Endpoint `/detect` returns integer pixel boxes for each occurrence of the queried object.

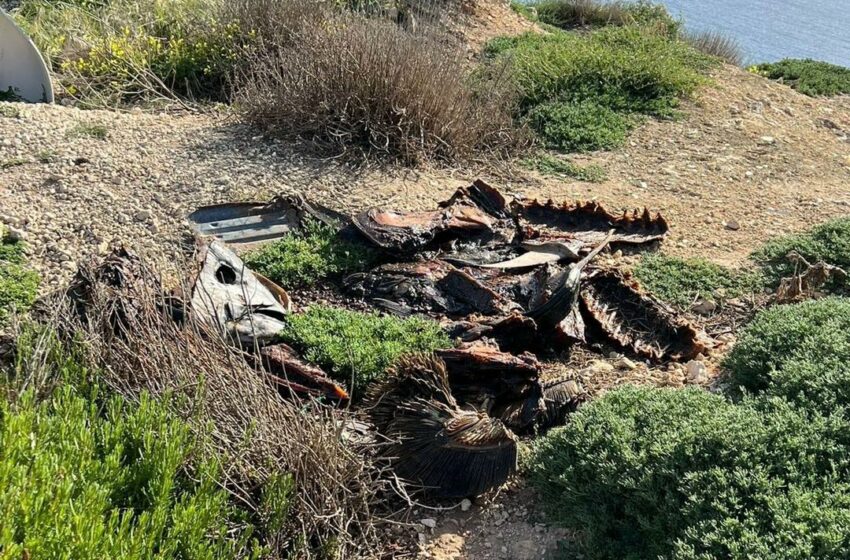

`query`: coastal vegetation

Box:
[634,253,764,308]
[482,24,714,152]
[752,216,850,290]
[8,0,732,163]
[752,58,850,96]
[5,1,850,558]
[0,227,39,326]
[279,305,451,394]
[243,220,376,289]
[529,383,850,560]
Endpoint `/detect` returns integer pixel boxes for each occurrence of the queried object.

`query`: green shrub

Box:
[0,230,39,326]
[0,265,39,325]
[529,385,850,560]
[527,100,631,151]
[484,25,712,153]
[0,229,26,265]
[634,253,765,307]
[751,58,850,97]
[510,0,539,21]
[243,221,376,289]
[534,0,680,37]
[14,0,245,105]
[752,217,850,290]
[521,153,607,182]
[0,387,261,559]
[279,305,451,394]
[725,298,850,402]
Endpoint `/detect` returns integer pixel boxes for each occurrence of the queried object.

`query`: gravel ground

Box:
[0,104,428,290]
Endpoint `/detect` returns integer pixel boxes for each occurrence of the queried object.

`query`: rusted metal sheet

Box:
[187,194,347,250]
[258,343,349,402]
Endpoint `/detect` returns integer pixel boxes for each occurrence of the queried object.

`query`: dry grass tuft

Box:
[234,6,525,164]
[683,30,743,66]
[30,251,392,559]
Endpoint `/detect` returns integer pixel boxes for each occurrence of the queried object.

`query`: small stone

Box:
[460,499,472,512]
[686,360,707,383]
[691,299,718,315]
[758,136,775,146]
[590,360,615,373]
[5,225,26,242]
[420,518,437,529]
[618,357,638,370]
[134,210,152,222]
[724,220,740,231]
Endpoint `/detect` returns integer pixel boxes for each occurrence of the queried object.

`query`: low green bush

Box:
[242,221,376,289]
[534,0,680,37]
[483,25,712,152]
[634,253,765,307]
[0,228,26,265]
[529,384,850,560]
[0,265,39,325]
[724,298,850,403]
[510,0,539,21]
[751,58,850,97]
[0,230,39,326]
[279,305,451,394]
[0,386,261,559]
[752,217,850,290]
[521,153,607,182]
[527,100,631,152]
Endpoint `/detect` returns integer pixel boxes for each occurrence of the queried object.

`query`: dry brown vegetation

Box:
[683,30,743,66]
[233,2,525,164]
[17,256,393,559]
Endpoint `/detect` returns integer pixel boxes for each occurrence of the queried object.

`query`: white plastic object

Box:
[0,8,54,103]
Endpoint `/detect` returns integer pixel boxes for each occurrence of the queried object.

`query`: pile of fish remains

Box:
[74,180,706,499]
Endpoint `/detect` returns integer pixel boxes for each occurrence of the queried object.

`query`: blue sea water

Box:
[659,0,850,66]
